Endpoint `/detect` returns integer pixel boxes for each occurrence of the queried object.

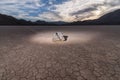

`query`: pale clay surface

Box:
[0,26,120,80]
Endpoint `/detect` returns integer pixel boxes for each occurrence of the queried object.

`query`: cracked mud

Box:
[0,26,120,80]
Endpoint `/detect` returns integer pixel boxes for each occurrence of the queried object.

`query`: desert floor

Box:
[0,26,120,80]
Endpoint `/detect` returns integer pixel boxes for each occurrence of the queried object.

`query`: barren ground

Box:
[0,26,120,80]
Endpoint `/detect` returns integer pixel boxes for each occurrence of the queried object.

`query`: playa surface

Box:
[0,26,120,80]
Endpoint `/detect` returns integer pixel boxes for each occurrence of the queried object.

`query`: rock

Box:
[52,32,65,42]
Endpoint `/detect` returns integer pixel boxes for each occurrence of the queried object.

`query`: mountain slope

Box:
[95,9,120,24]
[0,14,48,25]
[70,9,120,25]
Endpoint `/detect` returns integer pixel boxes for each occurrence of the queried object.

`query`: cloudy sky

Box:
[0,0,120,22]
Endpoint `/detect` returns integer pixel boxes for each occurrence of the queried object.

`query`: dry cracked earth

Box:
[0,26,120,80]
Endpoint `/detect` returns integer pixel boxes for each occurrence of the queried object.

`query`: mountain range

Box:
[0,9,120,25]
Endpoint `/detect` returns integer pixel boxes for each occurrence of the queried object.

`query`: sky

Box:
[0,0,120,22]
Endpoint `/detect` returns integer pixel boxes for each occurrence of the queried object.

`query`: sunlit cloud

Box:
[38,12,62,22]
[52,0,120,22]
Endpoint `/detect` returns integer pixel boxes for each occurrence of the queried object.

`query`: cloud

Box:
[51,0,120,22]
[0,0,44,20]
[38,12,62,22]
[0,0,120,22]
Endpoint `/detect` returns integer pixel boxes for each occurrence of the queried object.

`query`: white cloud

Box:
[51,0,120,22]
[38,12,62,22]
[0,0,44,20]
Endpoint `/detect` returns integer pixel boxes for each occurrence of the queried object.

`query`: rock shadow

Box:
[63,35,68,41]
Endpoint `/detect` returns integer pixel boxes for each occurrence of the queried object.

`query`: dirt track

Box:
[0,26,120,80]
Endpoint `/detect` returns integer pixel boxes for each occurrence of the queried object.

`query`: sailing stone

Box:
[52,32,65,42]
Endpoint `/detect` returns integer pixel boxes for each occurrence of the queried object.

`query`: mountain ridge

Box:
[0,9,120,25]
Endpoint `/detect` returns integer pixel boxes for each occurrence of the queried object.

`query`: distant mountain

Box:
[0,9,120,25]
[70,9,120,25]
[95,9,120,25]
[0,14,32,25]
[0,14,67,25]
